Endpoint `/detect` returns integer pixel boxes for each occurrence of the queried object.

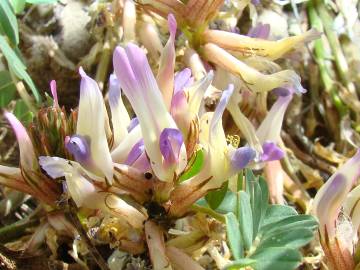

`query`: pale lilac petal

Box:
[159,128,184,165]
[209,84,234,147]
[108,74,130,147]
[255,90,293,144]
[247,23,270,39]
[187,71,214,115]
[4,112,36,170]
[77,68,113,183]
[132,152,151,172]
[125,139,145,165]
[156,13,177,109]
[273,85,306,96]
[127,117,139,132]
[313,149,360,239]
[174,68,193,94]
[39,156,71,179]
[65,135,91,164]
[260,141,284,162]
[50,80,58,106]
[251,0,260,5]
[113,44,187,181]
[230,146,256,171]
[111,125,142,163]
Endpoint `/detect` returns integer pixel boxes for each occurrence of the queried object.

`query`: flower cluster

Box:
[0,8,312,269]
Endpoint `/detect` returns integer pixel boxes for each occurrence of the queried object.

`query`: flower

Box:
[113,43,187,182]
[312,150,360,269]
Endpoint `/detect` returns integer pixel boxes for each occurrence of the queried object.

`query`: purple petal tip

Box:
[50,80,58,105]
[125,139,145,165]
[159,128,184,165]
[168,13,177,38]
[127,117,139,132]
[261,141,284,162]
[65,135,91,163]
[231,147,256,171]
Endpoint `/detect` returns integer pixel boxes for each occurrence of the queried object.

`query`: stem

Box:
[67,200,110,270]
[314,0,357,96]
[95,31,113,91]
[307,1,347,116]
[9,72,37,114]
[0,218,38,243]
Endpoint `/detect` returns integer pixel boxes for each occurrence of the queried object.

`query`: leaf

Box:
[14,99,33,124]
[261,205,298,228]
[0,70,17,107]
[214,191,237,214]
[0,35,41,102]
[179,149,204,182]
[0,0,19,45]
[225,212,243,260]
[10,0,26,14]
[250,247,302,270]
[256,228,315,250]
[205,181,228,209]
[260,215,318,236]
[237,191,253,250]
[224,258,256,270]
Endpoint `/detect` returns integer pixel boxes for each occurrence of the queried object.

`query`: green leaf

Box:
[0,35,41,102]
[214,191,237,214]
[179,149,204,182]
[237,191,253,250]
[260,215,318,236]
[250,247,302,270]
[0,0,19,45]
[25,0,58,4]
[261,205,298,228]
[225,212,243,260]
[10,0,26,14]
[0,70,17,107]
[205,181,228,209]
[14,99,33,124]
[224,258,256,270]
[257,228,315,250]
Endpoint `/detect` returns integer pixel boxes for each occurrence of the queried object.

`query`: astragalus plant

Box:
[0,8,318,270]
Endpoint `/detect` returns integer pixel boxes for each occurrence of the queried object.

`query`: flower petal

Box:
[111,125,142,163]
[125,139,145,165]
[113,44,187,181]
[108,74,130,148]
[247,23,270,39]
[77,68,113,183]
[159,128,184,166]
[123,0,136,42]
[50,80,59,107]
[4,112,37,171]
[203,43,306,94]
[156,13,177,109]
[255,90,293,144]
[230,146,256,172]
[65,135,91,164]
[313,149,360,240]
[203,28,321,60]
[260,141,284,162]
[209,84,234,149]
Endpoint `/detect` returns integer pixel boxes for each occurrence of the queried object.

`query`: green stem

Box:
[314,0,356,96]
[95,31,113,91]
[307,1,348,116]
[0,218,38,243]
[9,71,37,114]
